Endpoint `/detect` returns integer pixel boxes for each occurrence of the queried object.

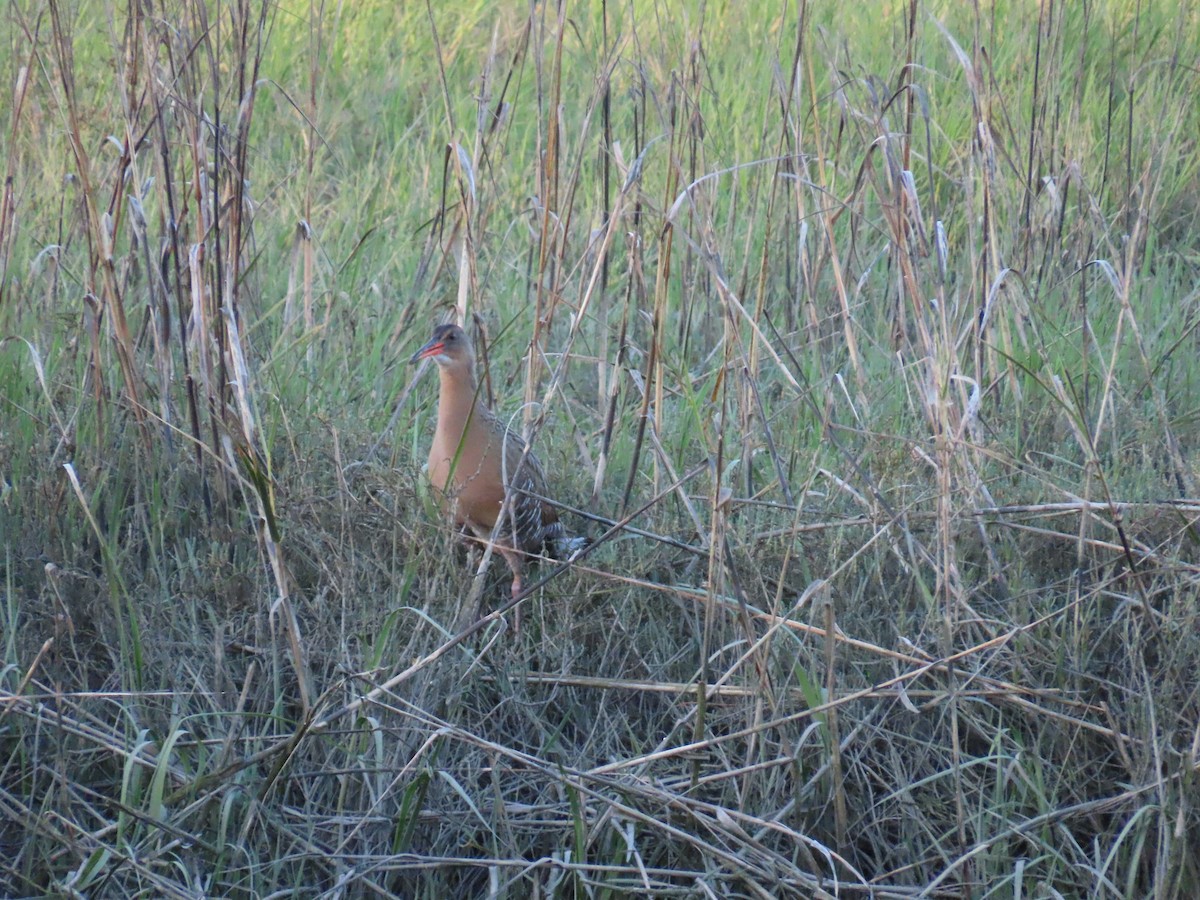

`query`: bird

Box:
[411,323,584,599]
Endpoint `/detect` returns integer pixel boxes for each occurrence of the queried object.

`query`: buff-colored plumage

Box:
[412,323,580,597]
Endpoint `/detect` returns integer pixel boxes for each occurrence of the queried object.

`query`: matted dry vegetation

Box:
[2,0,1200,896]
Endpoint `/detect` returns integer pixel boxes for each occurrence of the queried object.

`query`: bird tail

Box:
[544,521,588,560]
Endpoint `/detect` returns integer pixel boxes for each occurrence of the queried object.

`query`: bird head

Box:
[411,323,474,368]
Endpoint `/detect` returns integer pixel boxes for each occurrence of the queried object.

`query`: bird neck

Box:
[436,362,486,437]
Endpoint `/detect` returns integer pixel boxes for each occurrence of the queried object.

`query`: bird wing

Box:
[499,425,558,552]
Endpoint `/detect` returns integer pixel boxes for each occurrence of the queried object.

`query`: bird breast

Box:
[428,409,508,529]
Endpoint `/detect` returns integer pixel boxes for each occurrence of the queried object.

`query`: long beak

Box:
[410,339,444,363]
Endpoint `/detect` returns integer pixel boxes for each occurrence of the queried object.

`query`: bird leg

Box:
[466,524,527,633]
[496,545,526,635]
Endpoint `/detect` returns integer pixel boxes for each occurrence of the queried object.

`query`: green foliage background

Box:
[2,1,1199,896]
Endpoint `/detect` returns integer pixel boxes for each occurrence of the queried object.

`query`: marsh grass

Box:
[2,0,1200,896]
